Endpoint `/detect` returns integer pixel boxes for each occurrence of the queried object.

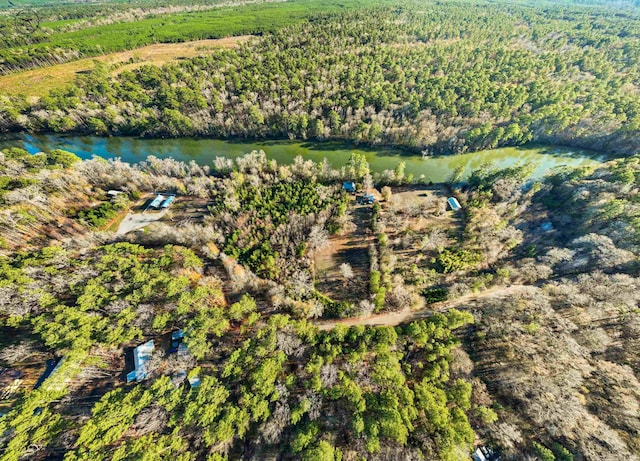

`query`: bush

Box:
[369,270,381,294]
[421,287,448,304]
[77,200,127,228]
[46,149,81,168]
[551,443,574,461]
[434,248,482,273]
[475,406,498,424]
[374,287,386,311]
[532,442,556,461]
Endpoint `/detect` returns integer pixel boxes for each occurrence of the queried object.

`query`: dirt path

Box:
[315,284,533,330]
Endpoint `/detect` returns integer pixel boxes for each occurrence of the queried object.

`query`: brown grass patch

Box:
[0,35,251,98]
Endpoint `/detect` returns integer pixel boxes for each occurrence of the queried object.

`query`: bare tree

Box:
[0,342,37,365]
[132,405,168,435]
[340,263,354,284]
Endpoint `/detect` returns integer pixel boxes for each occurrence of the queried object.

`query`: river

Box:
[0,134,603,182]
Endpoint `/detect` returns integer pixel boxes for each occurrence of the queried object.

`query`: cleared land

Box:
[0,36,250,98]
[314,199,373,303]
[382,185,461,266]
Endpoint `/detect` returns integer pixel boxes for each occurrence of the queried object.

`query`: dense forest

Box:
[1,1,640,156]
[1,142,640,460]
[1,0,640,460]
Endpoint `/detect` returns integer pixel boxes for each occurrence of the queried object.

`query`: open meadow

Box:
[0,36,249,97]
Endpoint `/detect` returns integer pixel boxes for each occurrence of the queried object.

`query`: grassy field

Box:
[34,0,376,50]
[0,0,129,6]
[0,0,394,74]
[0,36,249,97]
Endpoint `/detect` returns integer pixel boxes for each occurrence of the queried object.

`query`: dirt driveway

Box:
[116,210,168,235]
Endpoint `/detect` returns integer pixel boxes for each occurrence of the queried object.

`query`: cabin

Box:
[149,194,165,209]
[447,197,461,211]
[126,340,154,383]
[343,181,356,193]
[160,195,175,209]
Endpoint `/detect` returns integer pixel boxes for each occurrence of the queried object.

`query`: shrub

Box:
[46,149,81,168]
[369,270,381,294]
[434,248,482,273]
[551,443,574,461]
[476,406,498,424]
[421,287,448,304]
[77,199,128,228]
[532,442,556,461]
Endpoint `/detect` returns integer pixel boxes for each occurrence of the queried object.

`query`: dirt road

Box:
[315,284,533,330]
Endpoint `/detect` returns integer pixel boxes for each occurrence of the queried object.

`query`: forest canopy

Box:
[1,1,639,156]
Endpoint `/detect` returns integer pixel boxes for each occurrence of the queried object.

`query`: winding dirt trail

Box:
[314,284,533,330]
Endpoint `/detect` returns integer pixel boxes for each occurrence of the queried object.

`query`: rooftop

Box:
[126,340,154,383]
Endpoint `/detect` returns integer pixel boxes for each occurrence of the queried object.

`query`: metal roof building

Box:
[126,340,154,383]
[149,195,165,209]
[357,193,375,205]
[447,197,462,211]
[343,181,356,193]
[169,329,201,389]
[188,375,201,389]
[161,195,175,209]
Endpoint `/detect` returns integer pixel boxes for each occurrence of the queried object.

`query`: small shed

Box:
[149,194,165,209]
[447,197,461,211]
[170,330,192,359]
[126,340,154,383]
[169,329,184,353]
[161,195,175,209]
[343,181,356,193]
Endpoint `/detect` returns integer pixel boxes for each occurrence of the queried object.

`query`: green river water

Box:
[0,134,603,182]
